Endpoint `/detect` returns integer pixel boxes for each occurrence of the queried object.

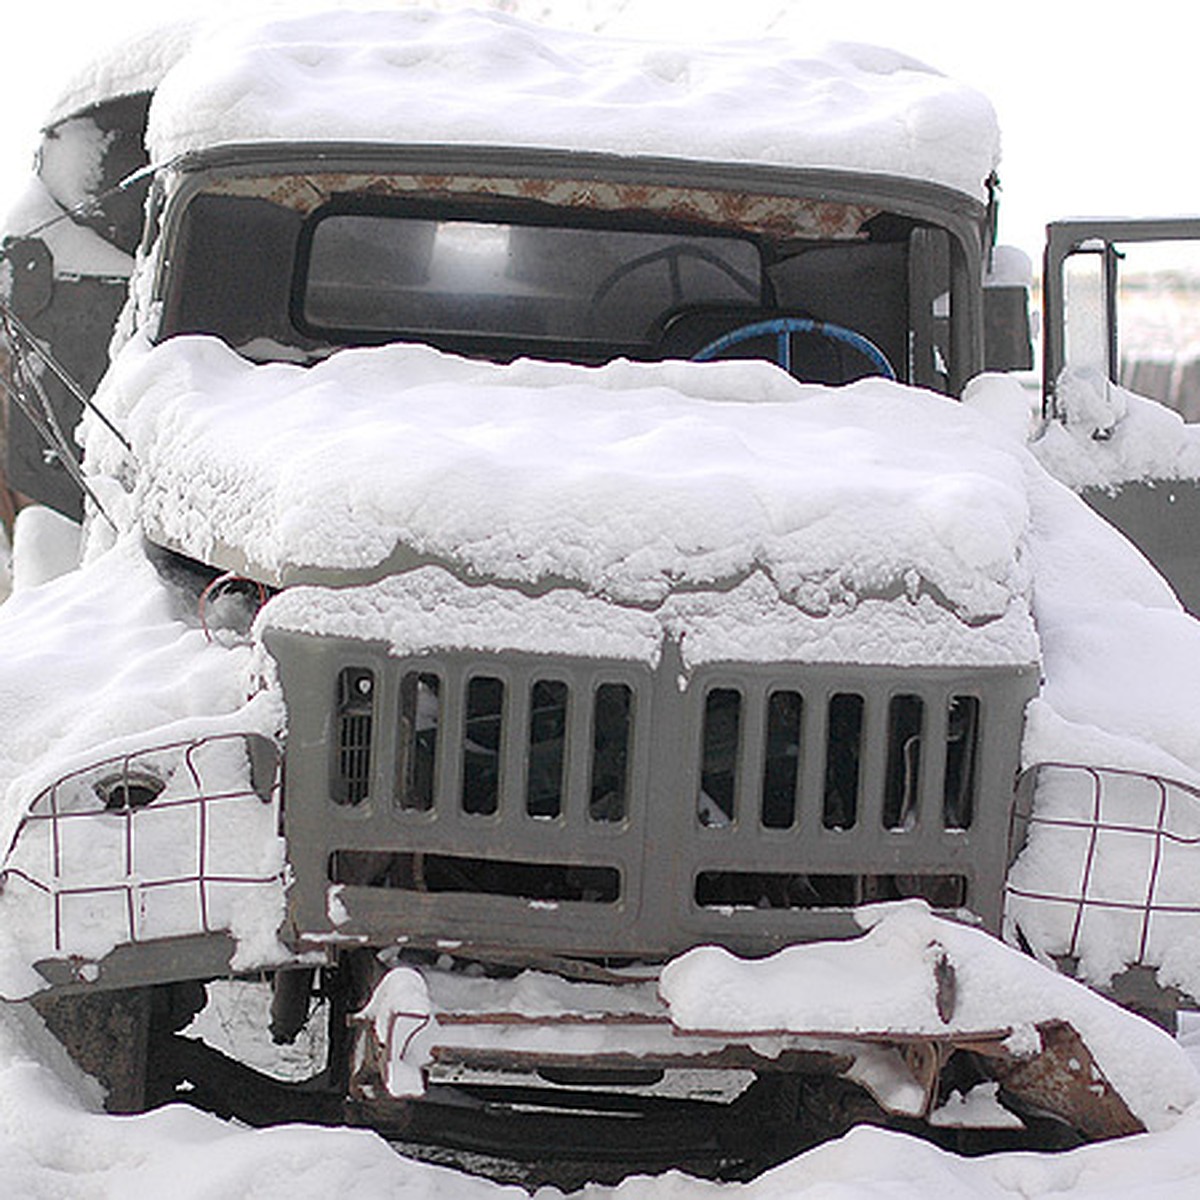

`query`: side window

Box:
[162,194,305,350]
[1045,220,1200,422]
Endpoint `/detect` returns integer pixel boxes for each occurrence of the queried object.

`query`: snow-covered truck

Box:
[3,9,1200,1184]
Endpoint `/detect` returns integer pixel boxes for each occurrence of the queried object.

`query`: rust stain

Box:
[200,170,877,240]
[977,1020,1144,1140]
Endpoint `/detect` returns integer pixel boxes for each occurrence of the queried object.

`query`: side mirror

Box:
[1,237,54,319]
[982,244,1034,372]
[983,283,1033,371]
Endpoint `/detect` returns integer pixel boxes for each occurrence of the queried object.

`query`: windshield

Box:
[299,212,765,349]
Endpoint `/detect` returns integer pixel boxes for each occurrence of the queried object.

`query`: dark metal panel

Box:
[1081,479,1200,617]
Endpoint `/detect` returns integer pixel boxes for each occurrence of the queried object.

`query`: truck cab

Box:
[1,11,1196,1181]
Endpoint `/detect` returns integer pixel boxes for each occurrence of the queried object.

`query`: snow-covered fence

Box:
[1006,763,1200,996]
[0,733,284,966]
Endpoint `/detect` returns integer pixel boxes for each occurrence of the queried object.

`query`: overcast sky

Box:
[0,0,1197,261]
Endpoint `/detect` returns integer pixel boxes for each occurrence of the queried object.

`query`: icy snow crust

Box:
[143,8,1000,201]
[87,334,1041,667]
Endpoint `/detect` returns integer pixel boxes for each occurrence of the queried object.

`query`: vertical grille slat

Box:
[883,694,924,830]
[944,695,981,829]
[332,667,375,806]
[698,688,742,828]
[462,676,505,816]
[397,671,441,811]
[761,689,803,829]
[823,692,864,830]
[527,679,569,819]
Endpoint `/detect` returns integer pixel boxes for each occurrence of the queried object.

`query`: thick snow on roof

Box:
[44,21,195,127]
[143,8,1000,200]
[86,335,1036,650]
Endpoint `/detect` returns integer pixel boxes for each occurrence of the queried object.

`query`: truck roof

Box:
[99,9,1001,201]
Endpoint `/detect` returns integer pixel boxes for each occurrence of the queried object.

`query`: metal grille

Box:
[690,684,985,837]
[0,734,283,956]
[266,629,1035,956]
[334,667,375,805]
[1007,763,1200,967]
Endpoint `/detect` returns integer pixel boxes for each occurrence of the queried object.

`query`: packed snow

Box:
[2,174,133,279]
[10,315,1200,1196]
[0,536,287,998]
[43,20,196,128]
[2,942,1200,1197]
[354,905,1197,1129]
[660,903,1197,1131]
[59,336,1200,1007]
[1033,367,1200,488]
[87,333,1039,636]
[140,8,999,201]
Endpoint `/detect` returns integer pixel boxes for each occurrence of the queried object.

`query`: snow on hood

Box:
[143,8,1000,201]
[86,333,1035,627]
[258,564,1040,671]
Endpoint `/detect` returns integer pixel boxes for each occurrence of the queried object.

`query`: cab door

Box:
[1041,217,1200,615]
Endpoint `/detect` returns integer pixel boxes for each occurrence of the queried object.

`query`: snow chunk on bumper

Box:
[90,336,1034,623]
[659,903,1199,1132]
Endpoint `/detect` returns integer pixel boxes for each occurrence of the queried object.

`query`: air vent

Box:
[332,667,374,805]
[695,870,966,910]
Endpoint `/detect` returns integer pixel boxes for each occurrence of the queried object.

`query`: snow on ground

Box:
[139,8,999,202]
[2,986,1200,1198]
[4,356,1200,1192]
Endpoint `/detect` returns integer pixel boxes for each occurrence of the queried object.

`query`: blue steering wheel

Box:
[691,317,895,381]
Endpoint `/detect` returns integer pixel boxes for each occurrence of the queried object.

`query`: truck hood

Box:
[85,333,1038,624]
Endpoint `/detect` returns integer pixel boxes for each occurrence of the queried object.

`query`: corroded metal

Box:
[348,962,1142,1141]
[203,171,877,240]
[977,1020,1144,1140]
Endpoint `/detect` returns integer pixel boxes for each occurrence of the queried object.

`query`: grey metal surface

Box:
[266,627,1037,961]
[33,932,239,995]
[1081,479,1200,618]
